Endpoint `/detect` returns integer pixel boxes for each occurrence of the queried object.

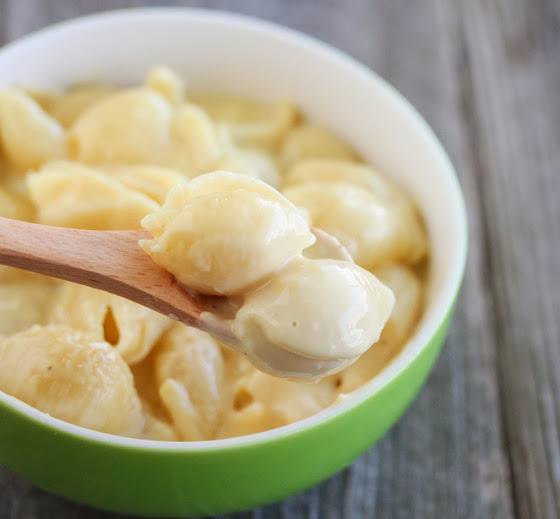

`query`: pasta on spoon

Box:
[0,171,395,379]
[139,171,395,379]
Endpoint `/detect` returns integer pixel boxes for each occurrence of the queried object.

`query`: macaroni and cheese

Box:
[0,67,427,440]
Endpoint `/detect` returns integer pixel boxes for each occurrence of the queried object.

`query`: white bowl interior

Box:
[0,8,467,449]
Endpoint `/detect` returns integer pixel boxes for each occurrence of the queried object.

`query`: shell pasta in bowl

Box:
[0,8,467,516]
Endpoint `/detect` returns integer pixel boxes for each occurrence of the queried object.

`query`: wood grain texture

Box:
[0,0,558,518]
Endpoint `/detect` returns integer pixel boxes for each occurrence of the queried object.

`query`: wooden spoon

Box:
[0,216,352,343]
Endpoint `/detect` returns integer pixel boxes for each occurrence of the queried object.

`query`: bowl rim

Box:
[0,6,468,452]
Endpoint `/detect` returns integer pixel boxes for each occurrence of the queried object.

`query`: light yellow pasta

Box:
[281,125,360,166]
[49,283,172,364]
[284,159,401,202]
[0,263,57,284]
[140,173,315,295]
[333,336,398,394]
[102,164,186,205]
[0,186,34,221]
[374,265,423,345]
[0,155,28,195]
[47,84,117,128]
[283,159,427,267]
[159,379,206,441]
[215,400,273,439]
[0,325,144,436]
[0,282,58,335]
[0,88,66,170]
[176,169,288,204]
[24,89,60,112]
[214,344,340,439]
[129,355,178,442]
[0,266,38,283]
[225,100,297,148]
[335,265,423,393]
[141,406,179,441]
[217,369,338,439]
[219,148,281,188]
[190,93,297,148]
[167,104,223,175]
[129,348,169,418]
[154,325,225,439]
[283,180,426,269]
[145,66,186,106]
[169,109,281,183]
[68,88,172,164]
[27,160,159,230]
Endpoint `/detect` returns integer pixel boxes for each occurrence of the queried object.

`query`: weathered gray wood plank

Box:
[457,1,560,518]
[2,0,558,517]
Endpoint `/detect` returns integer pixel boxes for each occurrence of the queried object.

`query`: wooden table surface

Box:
[1,0,559,518]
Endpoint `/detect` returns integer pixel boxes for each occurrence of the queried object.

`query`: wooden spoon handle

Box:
[0,216,208,329]
[0,216,147,281]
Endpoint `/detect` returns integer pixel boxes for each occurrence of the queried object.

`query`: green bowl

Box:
[0,8,468,516]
